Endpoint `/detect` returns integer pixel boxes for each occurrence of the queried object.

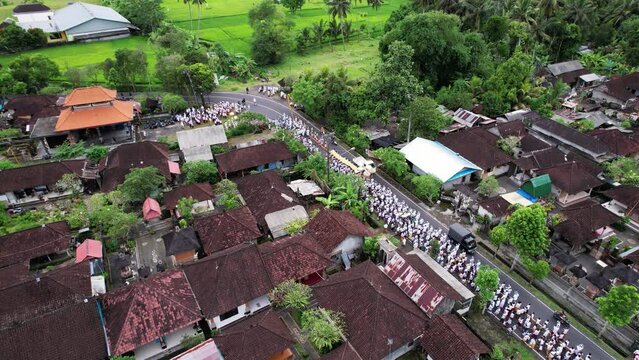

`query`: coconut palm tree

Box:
[538,0,558,19]
[327,17,340,51]
[313,19,327,46]
[326,0,351,49]
[563,0,596,27]
[191,0,207,43]
[509,0,538,28]
[457,0,490,30]
[368,0,384,11]
[605,0,639,26]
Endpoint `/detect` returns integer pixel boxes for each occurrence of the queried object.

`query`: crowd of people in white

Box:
[175,101,245,128]
[265,111,590,359]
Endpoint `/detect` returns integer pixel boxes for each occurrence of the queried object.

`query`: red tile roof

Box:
[194,207,261,255]
[0,261,91,329]
[537,161,603,195]
[64,86,117,107]
[56,100,134,131]
[588,128,639,156]
[321,342,364,360]
[0,221,71,268]
[312,261,428,360]
[213,309,295,360]
[304,208,373,254]
[215,141,294,175]
[259,234,332,285]
[555,199,621,248]
[101,268,201,355]
[421,314,489,360]
[102,142,171,191]
[0,300,108,360]
[164,183,214,210]
[235,170,301,226]
[183,244,274,318]
[0,263,30,291]
[0,159,84,193]
[438,127,512,170]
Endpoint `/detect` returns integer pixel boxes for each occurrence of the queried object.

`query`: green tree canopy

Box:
[373,147,409,179]
[477,176,499,197]
[85,145,109,165]
[301,308,346,353]
[597,285,639,333]
[117,166,166,204]
[343,125,370,154]
[475,265,500,309]
[523,257,550,283]
[183,160,219,184]
[399,96,451,140]
[505,204,550,260]
[604,157,639,185]
[282,0,305,13]
[489,224,508,252]
[269,279,312,311]
[102,0,165,34]
[87,192,139,240]
[176,196,197,223]
[215,179,242,210]
[294,153,327,178]
[9,55,60,94]
[411,175,442,203]
[363,236,380,260]
[103,48,148,91]
[161,93,188,113]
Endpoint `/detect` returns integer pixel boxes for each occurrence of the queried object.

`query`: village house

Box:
[101,269,203,359]
[235,170,302,229]
[601,185,639,232]
[545,60,591,87]
[162,227,201,265]
[553,199,620,252]
[183,243,274,329]
[592,72,639,110]
[212,309,295,360]
[313,260,429,359]
[264,205,309,239]
[400,137,481,190]
[215,141,296,178]
[176,125,228,162]
[537,162,603,206]
[194,206,261,255]
[4,94,60,133]
[438,127,513,180]
[101,141,179,192]
[258,233,332,286]
[14,2,136,43]
[163,183,215,217]
[0,221,72,269]
[304,208,374,268]
[420,314,489,360]
[588,128,639,158]
[0,159,84,206]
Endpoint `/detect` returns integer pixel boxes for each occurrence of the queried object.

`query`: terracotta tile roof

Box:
[304,208,373,254]
[0,263,30,291]
[0,159,84,193]
[213,309,294,360]
[0,261,91,330]
[588,129,639,156]
[5,95,58,117]
[321,342,363,360]
[532,117,610,157]
[0,221,71,268]
[421,314,489,360]
[0,300,108,360]
[64,86,117,107]
[438,127,512,170]
[164,183,214,210]
[520,134,551,153]
[596,72,639,102]
[537,162,603,195]
[102,141,171,191]
[602,185,639,215]
[259,234,332,284]
[55,100,134,131]
[183,244,274,318]
[235,171,301,226]
[493,120,526,137]
[555,199,620,248]
[312,261,428,360]
[215,141,294,175]
[478,196,514,219]
[194,207,261,255]
[101,268,201,355]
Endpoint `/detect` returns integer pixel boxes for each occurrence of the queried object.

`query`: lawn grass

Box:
[480,248,625,360]
[0,0,403,85]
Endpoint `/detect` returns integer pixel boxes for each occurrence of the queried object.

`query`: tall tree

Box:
[326,0,351,49]
[103,48,148,91]
[475,265,500,313]
[179,63,216,106]
[9,55,60,94]
[191,0,207,43]
[117,166,166,204]
[103,0,165,34]
[181,0,193,31]
[505,204,550,269]
[399,96,450,141]
[597,285,639,336]
[282,0,306,13]
[606,0,639,27]
[563,0,595,27]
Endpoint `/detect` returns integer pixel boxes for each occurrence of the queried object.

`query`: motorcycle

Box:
[553,311,570,327]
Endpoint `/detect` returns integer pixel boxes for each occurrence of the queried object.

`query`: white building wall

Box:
[211,295,271,329]
[133,324,200,360]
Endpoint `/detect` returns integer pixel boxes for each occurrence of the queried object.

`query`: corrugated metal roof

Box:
[382,253,444,317]
[400,137,480,183]
[54,2,131,31]
[264,205,309,239]
[547,60,584,76]
[177,125,228,150]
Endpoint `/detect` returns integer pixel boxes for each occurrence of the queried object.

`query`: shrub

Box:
[0,128,21,139]
[269,280,312,311]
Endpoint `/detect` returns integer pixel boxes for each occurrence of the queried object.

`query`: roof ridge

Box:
[110,286,138,354]
[225,208,260,236]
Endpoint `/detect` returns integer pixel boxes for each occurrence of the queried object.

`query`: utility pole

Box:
[183,69,197,105]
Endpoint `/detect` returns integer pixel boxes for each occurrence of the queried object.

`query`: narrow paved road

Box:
[208,92,617,360]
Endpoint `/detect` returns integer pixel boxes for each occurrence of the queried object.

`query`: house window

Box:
[219,307,240,321]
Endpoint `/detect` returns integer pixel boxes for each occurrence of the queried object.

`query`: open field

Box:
[0,0,406,84]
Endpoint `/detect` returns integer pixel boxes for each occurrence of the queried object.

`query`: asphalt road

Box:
[208,92,617,360]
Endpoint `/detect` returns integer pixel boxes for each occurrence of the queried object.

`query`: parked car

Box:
[448,223,477,253]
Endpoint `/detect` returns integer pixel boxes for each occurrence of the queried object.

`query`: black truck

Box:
[447,223,478,253]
